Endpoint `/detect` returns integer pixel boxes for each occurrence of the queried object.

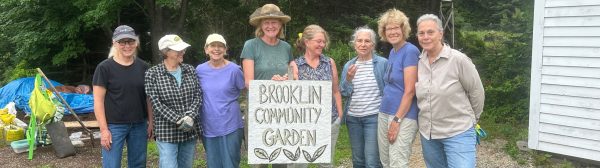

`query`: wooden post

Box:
[35,68,95,146]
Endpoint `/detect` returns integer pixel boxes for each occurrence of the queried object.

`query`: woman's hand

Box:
[271,74,288,81]
[388,121,400,143]
[100,129,112,150]
[346,64,358,82]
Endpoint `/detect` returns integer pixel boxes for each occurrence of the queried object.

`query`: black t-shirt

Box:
[92,57,149,123]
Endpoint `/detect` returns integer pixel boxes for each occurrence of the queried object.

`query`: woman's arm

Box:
[93,86,111,150]
[186,68,202,119]
[388,66,417,143]
[242,59,254,88]
[458,56,485,121]
[289,61,299,80]
[330,58,343,118]
[339,60,355,97]
[146,98,154,139]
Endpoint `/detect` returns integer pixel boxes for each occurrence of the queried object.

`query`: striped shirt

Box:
[348,59,381,117]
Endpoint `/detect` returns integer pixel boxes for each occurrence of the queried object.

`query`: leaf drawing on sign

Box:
[283,149,296,161]
[294,147,301,160]
[312,145,327,160]
[269,147,282,162]
[284,147,302,161]
[302,150,313,162]
[301,145,328,162]
[254,148,269,160]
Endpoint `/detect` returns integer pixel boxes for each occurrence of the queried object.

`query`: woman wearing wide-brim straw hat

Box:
[240,4,293,168]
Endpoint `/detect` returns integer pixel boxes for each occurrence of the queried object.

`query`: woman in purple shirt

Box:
[196,34,245,167]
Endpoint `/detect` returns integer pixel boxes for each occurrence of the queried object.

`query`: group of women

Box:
[92,3,484,168]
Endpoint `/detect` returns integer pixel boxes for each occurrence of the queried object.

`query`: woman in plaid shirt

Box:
[144,34,202,168]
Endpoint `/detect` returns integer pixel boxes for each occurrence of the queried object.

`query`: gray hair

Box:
[160,48,170,59]
[417,14,443,31]
[350,25,377,50]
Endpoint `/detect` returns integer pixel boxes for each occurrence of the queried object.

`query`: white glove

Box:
[176,116,194,132]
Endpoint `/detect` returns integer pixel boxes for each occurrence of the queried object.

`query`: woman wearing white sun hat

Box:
[196,34,245,168]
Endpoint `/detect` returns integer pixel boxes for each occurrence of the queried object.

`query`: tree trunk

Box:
[144,0,190,64]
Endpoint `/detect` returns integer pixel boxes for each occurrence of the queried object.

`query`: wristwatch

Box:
[393,116,401,123]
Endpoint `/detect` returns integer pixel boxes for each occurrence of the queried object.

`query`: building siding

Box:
[530,0,600,162]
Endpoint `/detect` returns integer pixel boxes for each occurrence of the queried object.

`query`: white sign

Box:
[247,80,332,164]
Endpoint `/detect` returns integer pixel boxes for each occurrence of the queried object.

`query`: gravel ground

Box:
[337,136,533,168]
[408,137,532,168]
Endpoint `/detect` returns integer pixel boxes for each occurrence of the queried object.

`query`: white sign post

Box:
[247,80,332,164]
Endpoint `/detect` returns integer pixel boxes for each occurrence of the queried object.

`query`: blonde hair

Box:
[108,36,140,58]
[254,19,285,39]
[377,8,411,42]
[295,24,330,52]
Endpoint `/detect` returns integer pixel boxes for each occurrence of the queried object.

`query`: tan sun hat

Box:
[249,4,291,26]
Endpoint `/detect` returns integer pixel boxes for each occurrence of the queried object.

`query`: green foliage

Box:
[193,143,207,167]
[146,141,159,167]
[325,41,354,74]
[533,152,553,166]
[459,30,531,125]
[1,60,37,84]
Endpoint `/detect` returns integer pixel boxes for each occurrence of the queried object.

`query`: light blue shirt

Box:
[168,66,182,87]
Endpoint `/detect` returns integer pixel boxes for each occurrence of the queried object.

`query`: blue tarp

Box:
[0,77,94,114]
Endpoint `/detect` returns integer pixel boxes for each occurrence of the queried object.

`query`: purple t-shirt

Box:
[196,62,245,137]
[380,42,420,120]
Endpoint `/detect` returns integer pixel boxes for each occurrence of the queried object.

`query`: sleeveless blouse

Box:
[295,55,338,122]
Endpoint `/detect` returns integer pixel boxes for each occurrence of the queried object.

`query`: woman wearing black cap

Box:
[92,25,153,168]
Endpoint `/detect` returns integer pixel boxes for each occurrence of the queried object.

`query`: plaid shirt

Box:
[145,63,202,143]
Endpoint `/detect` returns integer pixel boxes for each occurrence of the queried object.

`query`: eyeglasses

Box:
[417,30,439,37]
[117,39,136,46]
[385,26,402,32]
[310,39,326,45]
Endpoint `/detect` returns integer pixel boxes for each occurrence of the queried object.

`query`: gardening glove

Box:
[176,116,194,132]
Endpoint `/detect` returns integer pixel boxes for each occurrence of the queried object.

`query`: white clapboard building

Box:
[529,0,600,162]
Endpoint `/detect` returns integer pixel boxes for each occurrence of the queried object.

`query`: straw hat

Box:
[249,4,291,26]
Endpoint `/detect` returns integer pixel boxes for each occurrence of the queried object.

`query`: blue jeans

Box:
[156,138,197,168]
[203,128,243,168]
[421,127,477,168]
[101,122,148,168]
[346,114,382,168]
